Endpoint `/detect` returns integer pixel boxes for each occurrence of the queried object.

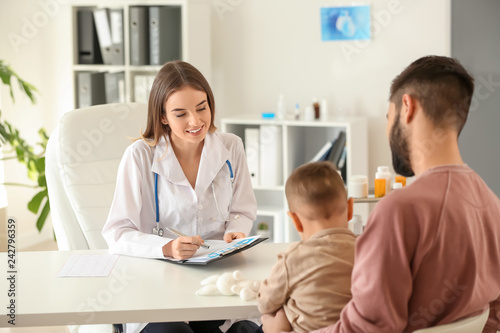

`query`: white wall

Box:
[211,0,451,181]
[0,0,73,247]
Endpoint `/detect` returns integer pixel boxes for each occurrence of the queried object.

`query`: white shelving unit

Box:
[221,115,368,242]
[70,0,211,107]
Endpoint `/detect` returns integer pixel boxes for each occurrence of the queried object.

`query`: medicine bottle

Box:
[304,106,315,121]
[374,177,386,198]
[376,166,392,195]
[276,94,285,120]
[348,215,363,236]
[395,175,406,187]
[312,98,320,119]
[392,182,403,190]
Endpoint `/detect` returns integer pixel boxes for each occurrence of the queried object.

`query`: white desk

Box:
[0,242,288,327]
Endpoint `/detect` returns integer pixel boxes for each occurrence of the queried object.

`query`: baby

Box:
[257,161,356,332]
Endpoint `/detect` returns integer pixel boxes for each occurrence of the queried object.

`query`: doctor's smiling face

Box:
[162,85,212,147]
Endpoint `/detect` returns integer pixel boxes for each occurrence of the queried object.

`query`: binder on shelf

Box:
[338,146,347,181]
[105,72,125,103]
[130,6,150,66]
[149,6,182,66]
[259,125,282,187]
[109,8,124,65]
[93,8,113,65]
[327,131,346,168]
[244,128,260,187]
[77,72,106,108]
[77,9,103,64]
[309,141,333,163]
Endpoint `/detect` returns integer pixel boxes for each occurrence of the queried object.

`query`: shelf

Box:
[353,195,381,204]
[128,65,163,72]
[253,185,284,191]
[222,114,368,243]
[257,206,285,217]
[220,114,367,127]
[70,0,211,108]
[73,65,127,72]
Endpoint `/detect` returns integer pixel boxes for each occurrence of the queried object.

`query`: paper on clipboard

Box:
[163,235,266,265]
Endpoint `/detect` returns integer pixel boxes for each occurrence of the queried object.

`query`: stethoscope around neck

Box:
[152,160,235,236]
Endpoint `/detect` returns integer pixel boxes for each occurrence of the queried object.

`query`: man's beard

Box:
[389,112,415,177]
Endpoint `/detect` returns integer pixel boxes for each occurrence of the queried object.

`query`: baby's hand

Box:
[224,232,245,243]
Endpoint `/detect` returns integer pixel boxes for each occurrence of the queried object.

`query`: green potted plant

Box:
[0,60,50,232]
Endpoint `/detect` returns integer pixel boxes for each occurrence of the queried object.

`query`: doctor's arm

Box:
[224,138,257,240]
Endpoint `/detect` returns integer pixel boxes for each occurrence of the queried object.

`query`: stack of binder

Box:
[77,71,125,108]
[129,6,182,66]
[77,8,124,65]
[243,126,284,187]
[309,131,347,182]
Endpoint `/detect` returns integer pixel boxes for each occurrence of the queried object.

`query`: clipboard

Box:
[160,235,268,265]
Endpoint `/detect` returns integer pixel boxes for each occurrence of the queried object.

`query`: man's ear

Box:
[287,211,303,233]
[402,94,417,124]
[347,197,354,221]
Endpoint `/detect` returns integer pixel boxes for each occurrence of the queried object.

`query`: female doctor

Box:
[102,61,258,333]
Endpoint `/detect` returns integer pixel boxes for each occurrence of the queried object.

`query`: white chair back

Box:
[46,103,147,250]
[413,309,489,333]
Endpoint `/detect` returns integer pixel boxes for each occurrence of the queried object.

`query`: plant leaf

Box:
[36,200,50,232]
[28,189,47,214]
[27,159,37,180]
[35,156,45,172]
[37,174,46,188]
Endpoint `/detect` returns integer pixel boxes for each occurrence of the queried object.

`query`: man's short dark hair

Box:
[390,56,474,135]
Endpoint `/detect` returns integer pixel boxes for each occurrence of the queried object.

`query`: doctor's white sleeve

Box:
[102,144,172,259]
[225,138,257,236]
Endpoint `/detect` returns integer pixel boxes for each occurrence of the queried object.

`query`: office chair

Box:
[413,308,489,333]
[46,103,147,333]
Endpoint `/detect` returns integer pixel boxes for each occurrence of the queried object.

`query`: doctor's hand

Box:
[261,308,292,333]
[162,236,204,260]
[224,232,246,243]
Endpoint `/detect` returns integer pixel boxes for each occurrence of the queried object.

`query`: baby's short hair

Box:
[285,161,347,220]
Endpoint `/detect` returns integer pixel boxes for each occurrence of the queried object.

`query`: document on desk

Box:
[162,235,267,265]
[57,254,119,277]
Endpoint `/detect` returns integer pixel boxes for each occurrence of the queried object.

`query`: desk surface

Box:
[0,242,289,327]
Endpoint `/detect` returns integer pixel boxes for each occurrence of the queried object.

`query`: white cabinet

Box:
[70,0,211,108]
[221,115,368,242]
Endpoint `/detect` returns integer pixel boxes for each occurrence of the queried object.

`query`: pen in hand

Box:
[165,227,210,249]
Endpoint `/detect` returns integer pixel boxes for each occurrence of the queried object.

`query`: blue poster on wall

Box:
[320,5,371,41]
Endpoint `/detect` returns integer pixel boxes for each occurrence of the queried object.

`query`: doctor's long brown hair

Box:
[140,60,217,146]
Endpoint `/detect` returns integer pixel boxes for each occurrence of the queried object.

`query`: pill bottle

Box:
[348,215,363,236]
[376,166,392,195]
[304,106,315,121]
[395,175,406,187]
[348,175,368,198]
[374,178,386,198]
[312,98,320,119]
[392,182,403,190]
[276,94,285,120]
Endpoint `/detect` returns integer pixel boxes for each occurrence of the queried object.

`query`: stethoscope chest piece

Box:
[152,225,164,237]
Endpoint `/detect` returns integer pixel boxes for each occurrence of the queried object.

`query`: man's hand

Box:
[224,232,246,242]
[261,308,292,333]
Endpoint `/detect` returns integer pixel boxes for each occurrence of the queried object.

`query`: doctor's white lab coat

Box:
[102,132,257,333]
[102,131,257,259]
